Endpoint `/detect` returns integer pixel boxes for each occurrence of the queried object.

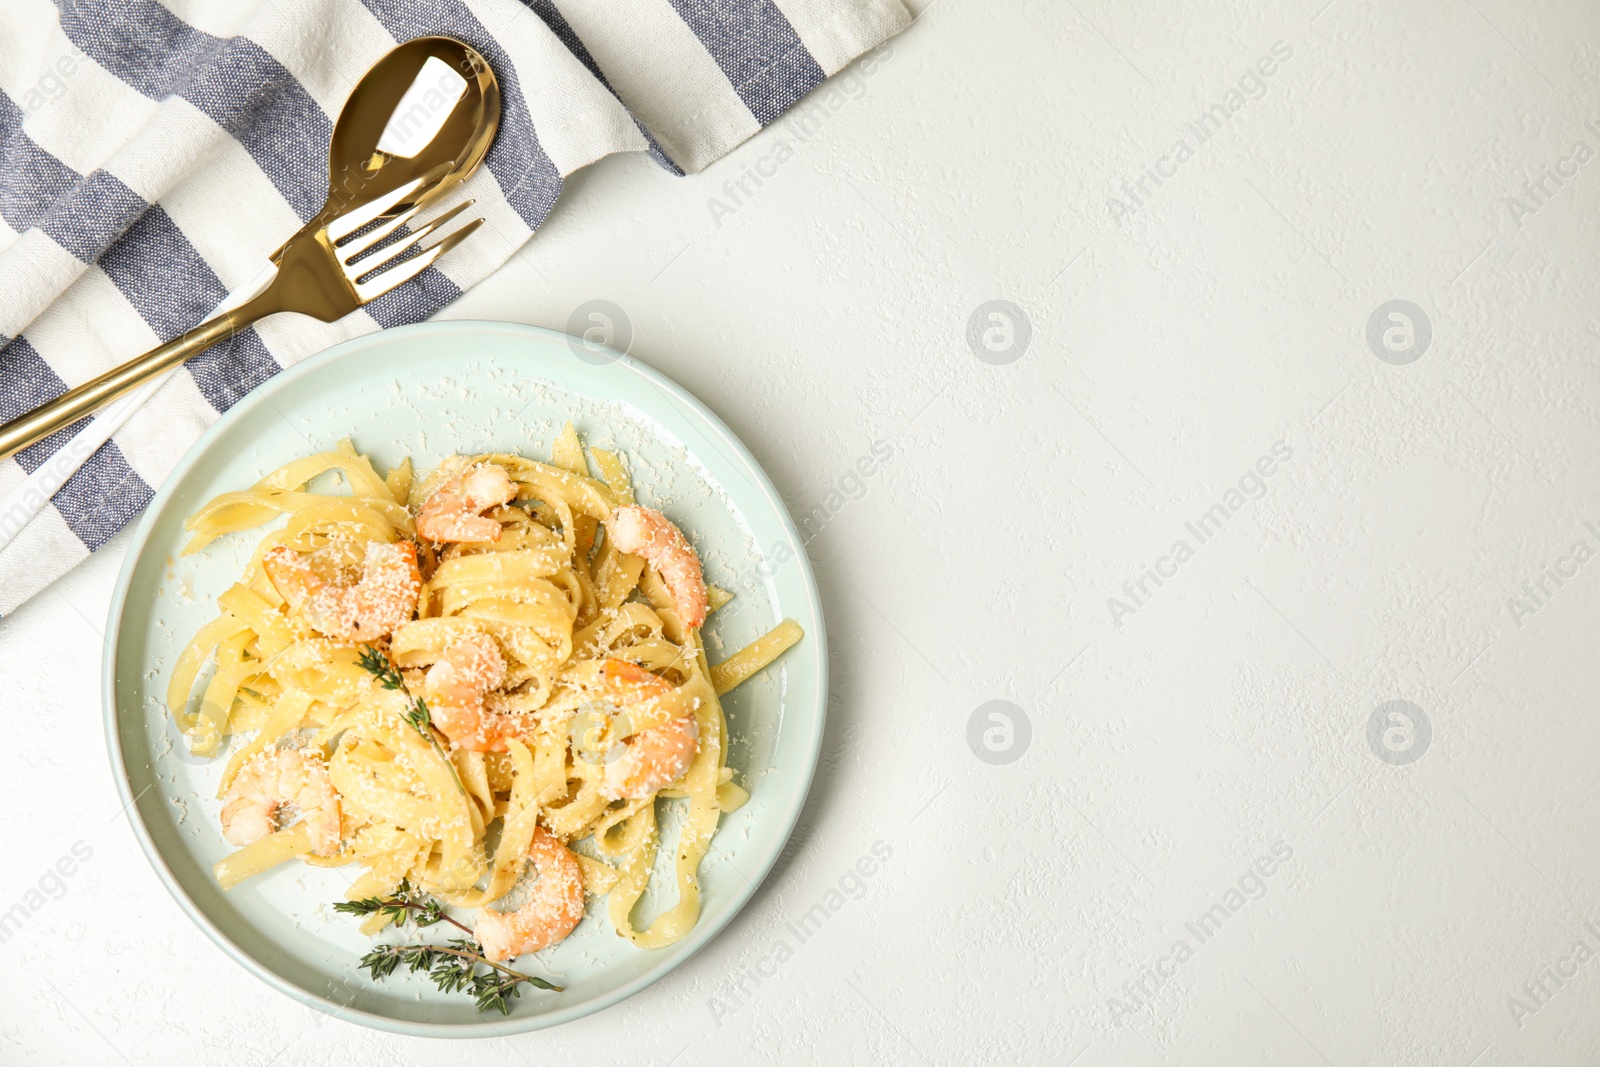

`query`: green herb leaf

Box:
[337,887,563,1012]
[356,645,405,690]
[333,896,387,917]
[359,945,404,981]
[403,696,434,734]
[472,972,523,1015]
[357,646,465,797]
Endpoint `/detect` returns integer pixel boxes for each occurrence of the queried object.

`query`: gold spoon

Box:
[0,37,501,462]
[301,35,500,242]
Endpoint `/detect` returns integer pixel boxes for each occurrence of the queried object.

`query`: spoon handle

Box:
[0,289,278,463]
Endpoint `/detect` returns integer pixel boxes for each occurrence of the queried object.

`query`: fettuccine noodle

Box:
[169,429,800,958]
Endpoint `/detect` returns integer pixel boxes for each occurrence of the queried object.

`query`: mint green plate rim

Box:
[100,320,827,1037]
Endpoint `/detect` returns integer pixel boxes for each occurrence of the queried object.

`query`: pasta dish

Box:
[167,425,801,980]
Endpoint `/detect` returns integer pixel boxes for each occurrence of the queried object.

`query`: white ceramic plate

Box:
[102,321,826,1036]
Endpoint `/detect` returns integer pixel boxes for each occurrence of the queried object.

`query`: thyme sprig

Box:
[336,882,561,1014]
[356,644,409,695]
[356,644,463,794]
[335,880,466,933]
[358,940,555,1014]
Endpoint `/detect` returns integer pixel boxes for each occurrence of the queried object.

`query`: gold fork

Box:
[0,170,482,461]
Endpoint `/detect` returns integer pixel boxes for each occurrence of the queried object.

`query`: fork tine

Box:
[354,218,484,301]
[339,200,427,263]
[325,175,426,245]
[325,161,453,244]
[352,206,478,281]
[343,200,474,267]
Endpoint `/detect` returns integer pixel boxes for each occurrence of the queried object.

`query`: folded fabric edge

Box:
[667,0,915,174]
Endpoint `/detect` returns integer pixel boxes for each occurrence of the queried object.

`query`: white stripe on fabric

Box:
[0,1,65,91]
[519,0,683,174]
[227,0,399,124]
[0,450,23,499]
[90,96,250,212]
[154,131,302,295]
[255,302,366,372]
[472,0,646,176]
[661,0,826,126]
[114,368,217,489]
[0,502,85,617]
[551,0,758,173]
[22,266,160,389]
[0,230,80,340]
[770,0,910,75]
[0,18,158,180]
[153,0,259,37]
[423,168,532,289]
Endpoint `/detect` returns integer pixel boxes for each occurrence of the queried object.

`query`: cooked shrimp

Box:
[595,659,700,800]
[475,826,585,961]
[602,714,699,800]
[220,749,342,856]
[600,657,672,700]
[604,505,708,629]
[417,463,517,543]
[424,633,517,752]
[264,540,420,642]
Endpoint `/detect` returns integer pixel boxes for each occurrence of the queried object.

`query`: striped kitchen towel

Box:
[0,0,910,617]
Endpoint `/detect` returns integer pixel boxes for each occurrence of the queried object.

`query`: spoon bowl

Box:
[305,36,501,237]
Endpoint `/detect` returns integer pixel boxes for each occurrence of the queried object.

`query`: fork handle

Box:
[0,291,276,463]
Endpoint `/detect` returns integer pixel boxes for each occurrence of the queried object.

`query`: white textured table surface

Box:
[6,1,1600,1063]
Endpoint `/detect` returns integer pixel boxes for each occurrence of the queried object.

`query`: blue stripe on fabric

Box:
[40,169,149,264]
[10,416,84,474]
[0,337,66,426]
[52,441,154,550]
[0,336,151,549]
[364,267,464,329]
[0,93,75,234]
[52,0,331,223]
[0,336,83,472]
[662,0,827,125]
[360,0,563,231]
[96,208,280,412]
[0,91,151,263]
[520,0,684,176]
